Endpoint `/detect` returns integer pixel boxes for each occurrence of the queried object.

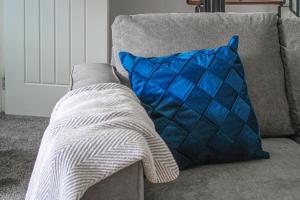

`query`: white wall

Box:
[226,5,278,12]
[110,1,295,25]
[109,1,296,61]
[226,3,296,17]
[109,0,195,59]
[110,0,194,24]
[110,0,281,25]
[0,0,4,112]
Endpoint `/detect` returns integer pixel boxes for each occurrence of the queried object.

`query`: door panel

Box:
[4,0,108,117]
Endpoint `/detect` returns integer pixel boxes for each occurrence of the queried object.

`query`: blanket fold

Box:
[26,83,179,200]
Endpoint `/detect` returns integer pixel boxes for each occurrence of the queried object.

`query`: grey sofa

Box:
[71,13,300,200]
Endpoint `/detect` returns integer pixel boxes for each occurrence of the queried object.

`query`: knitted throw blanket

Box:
[26,83,179,200]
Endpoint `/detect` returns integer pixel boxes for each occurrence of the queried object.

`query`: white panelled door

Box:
[4,0,108,117]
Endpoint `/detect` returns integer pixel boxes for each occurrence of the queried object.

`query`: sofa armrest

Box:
[70,63,120,90]
[81,162,144,200]
[72,64,144,199]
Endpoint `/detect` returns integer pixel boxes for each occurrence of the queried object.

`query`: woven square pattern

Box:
[119,36,269,170]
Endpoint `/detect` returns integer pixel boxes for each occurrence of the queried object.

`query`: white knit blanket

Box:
[26,83,179,200]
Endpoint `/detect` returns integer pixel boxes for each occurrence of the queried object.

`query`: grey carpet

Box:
[0,113,49,200]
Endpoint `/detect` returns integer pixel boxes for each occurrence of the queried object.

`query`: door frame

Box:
[0,0,4,113]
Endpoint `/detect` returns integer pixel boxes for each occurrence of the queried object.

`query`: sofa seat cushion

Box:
[145,138,300,200]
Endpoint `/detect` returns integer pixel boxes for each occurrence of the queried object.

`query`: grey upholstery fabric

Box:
[70,64,143,200]
[70,63,120,90]
[111,13,294,137]
[279,18,300,135]
[145,138,300,200]
[82,162,144,200]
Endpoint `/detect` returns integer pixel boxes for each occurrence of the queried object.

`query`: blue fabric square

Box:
[208,59,231,80]
[150,63,177,90]
[160,122,188,149]
[153,117,169,133]
[119,52,139,72]
[232,96,251,122]
[155,92,182,119]
[215,83,237,109]
[181,62,206,84]
[189,118,219,141]
[247,110,259,133]
[169,76,195,101]
[178,118,218,164]
[221,113,245,139]
[236,125,268,157]
[208,132,234,154]
[205,100,229,126]
[119,35,269,170]
[233,59,245,79]
[141,82,165,109]
[168,57,187,73]
[198,72,222,97]
[134,59,157,78]
[174,104,201,131]
[225,69,244,92]
[186,88,212,115]
[178,134,209,160]
[131,74,145,97]
[193,52,215,68]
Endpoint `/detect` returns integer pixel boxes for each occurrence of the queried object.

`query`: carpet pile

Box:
[0,113,48,200]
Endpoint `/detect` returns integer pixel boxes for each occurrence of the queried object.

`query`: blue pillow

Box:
[119,36,270,170]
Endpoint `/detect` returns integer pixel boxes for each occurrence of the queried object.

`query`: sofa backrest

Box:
[111,13,294,137]
[279,18,300,136]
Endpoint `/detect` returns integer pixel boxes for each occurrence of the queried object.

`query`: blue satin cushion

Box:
[119,36,269,170]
